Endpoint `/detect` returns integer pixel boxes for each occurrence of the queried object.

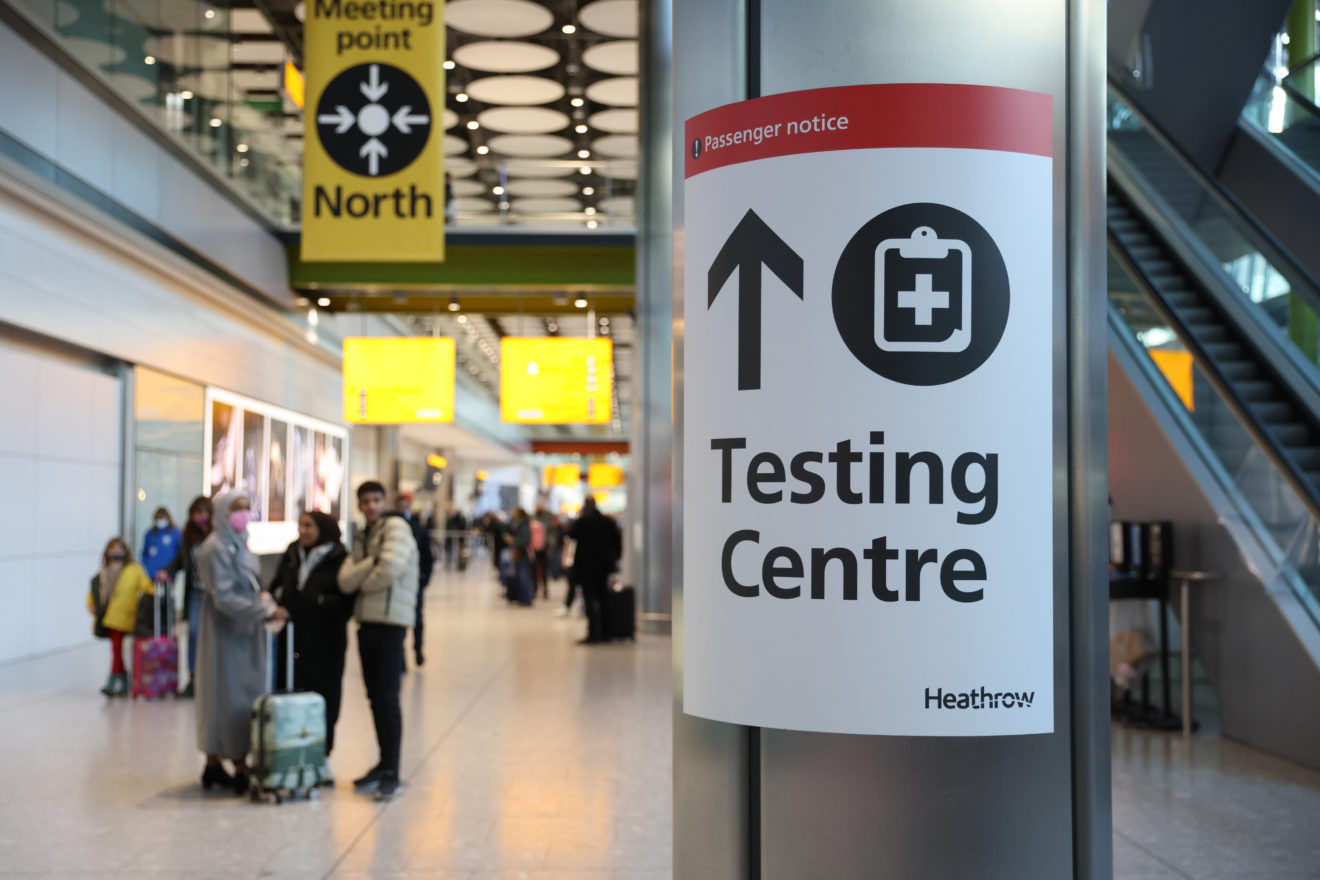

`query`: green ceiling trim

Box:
[288,241,637,290]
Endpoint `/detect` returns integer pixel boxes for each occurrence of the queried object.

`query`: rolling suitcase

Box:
[131,584,178,699]
[605,581,636,641]
[249,622,327,803]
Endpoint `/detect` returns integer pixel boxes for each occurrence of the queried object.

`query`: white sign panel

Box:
[682,83,1055,736]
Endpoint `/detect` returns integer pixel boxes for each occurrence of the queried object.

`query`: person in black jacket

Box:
[159,496,213,697]
[394,494,434,667]
[568,497,622,644]
[269,510,351,783]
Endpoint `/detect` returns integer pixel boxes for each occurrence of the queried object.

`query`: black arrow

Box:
[707,209,804,391]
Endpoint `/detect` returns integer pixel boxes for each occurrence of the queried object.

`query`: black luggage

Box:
[605,583,636,640]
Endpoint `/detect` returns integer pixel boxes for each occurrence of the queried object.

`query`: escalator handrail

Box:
[1277,77,1320,124]
[1106,190,1320,528]
[1108,151,1320,418]
[1107,303,1320,633]
[1108,76,1320,306]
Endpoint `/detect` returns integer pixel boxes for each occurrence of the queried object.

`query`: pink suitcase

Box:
[132,586,177,699]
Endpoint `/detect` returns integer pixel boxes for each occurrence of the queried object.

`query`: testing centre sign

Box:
[682,83,1055,737]
[302,1,445,262]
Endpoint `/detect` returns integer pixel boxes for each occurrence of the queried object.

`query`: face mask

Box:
[229,511,253,533]
[194,515,210,529]
[154,518,169,530]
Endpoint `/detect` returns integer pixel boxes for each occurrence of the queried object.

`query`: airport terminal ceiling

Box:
[0,0,645,442]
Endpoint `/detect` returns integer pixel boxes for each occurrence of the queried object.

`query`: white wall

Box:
[0,341,121,663]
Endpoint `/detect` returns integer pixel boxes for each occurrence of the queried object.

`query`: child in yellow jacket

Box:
[87,537,153,697]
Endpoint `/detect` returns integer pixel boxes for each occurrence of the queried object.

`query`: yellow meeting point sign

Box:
[303,1,445,262]
[500,338,613,425]
[342,337,455,423]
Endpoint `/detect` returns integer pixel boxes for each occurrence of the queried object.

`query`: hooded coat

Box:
[193,490,269,757]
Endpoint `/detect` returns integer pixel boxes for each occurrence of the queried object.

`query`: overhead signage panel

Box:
[303,1,445,262]
[501,338,613,425]
[342,336,455,423]
[682,83,1055,737]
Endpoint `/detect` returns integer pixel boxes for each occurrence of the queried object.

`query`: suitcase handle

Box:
[152,580,173,638]
[266,621,295,694]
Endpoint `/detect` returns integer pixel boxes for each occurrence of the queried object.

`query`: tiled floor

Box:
[0,566,671,879]
[1,564,1317,879]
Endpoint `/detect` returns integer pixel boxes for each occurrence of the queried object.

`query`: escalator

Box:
[1106,87,1320,767]
[1242,55,1320,182]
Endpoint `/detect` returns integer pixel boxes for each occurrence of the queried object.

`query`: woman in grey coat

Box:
[194,490,287,793]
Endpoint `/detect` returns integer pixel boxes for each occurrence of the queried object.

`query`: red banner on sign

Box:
[684,83,1052,179]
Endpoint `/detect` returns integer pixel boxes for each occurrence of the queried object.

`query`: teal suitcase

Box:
[249,623,327,803]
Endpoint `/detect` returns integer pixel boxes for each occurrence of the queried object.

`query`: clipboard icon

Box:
[875,226,972,353]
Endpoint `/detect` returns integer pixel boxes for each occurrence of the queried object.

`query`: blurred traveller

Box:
[86,538,152,697]
[531,505,551,599]
[444,503,468,570]
[141,507,181,583]
[507,508,534,606]
[568,497,622,644]
[270,511,350,784]
[195,490,288,794]
[481,512,505,574]
[338,480,419,801]
[394,494,434,667]
[159,497,212,697]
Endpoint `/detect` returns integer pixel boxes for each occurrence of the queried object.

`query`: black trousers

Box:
[413,585,426,661]
[581,572,608,642]
[275,625,348,755]
[357,622,405,777]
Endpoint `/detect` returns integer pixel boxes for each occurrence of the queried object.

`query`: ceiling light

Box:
[499,200,510,209]
[582,186,594,195]
[575,124,588,134]
[448,296,460,312]
[600,317,610,325]
[456,92,469,103]
[562,24,577,34]
[316,297,330,307]
[571,97,584,108]
[180,90,194,99]
[574,297,589,308]
[579,166,591,174]
[238,158,249,167]
[585,206,597,215]
[144,55,156,65]
[209,117,222,127]
[577,149,590,159]
[467,120,480,130]
[476,145,489,155]
[547,322,558,332]
[586,220,598,229]
[457,314,468,324]
[444,60,455,70]
[204,8,216,19]
[236,143,249,153]
[492,185,505,195]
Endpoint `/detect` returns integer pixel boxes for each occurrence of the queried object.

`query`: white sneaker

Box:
[554,607,570,618]
[319,758,335,786]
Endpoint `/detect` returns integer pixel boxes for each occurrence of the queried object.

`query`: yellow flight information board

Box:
[343,337,455,423]
[501,338,613,424]
[302,1,445,262]
[544,464,582,487]
[587,463,625,488]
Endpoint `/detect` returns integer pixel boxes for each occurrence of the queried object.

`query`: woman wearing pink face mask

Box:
[193,490,288,793]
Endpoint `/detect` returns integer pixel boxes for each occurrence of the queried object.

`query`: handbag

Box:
[89,578,109,639]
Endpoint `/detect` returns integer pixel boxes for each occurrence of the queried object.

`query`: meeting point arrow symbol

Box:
[317,105,355,133]
[360,64,388,102]
[360,138,388,176]
[707,209,804,391]
[391,105,429,134]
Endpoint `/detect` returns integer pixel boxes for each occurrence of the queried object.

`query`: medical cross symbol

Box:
[898,274,949,325]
